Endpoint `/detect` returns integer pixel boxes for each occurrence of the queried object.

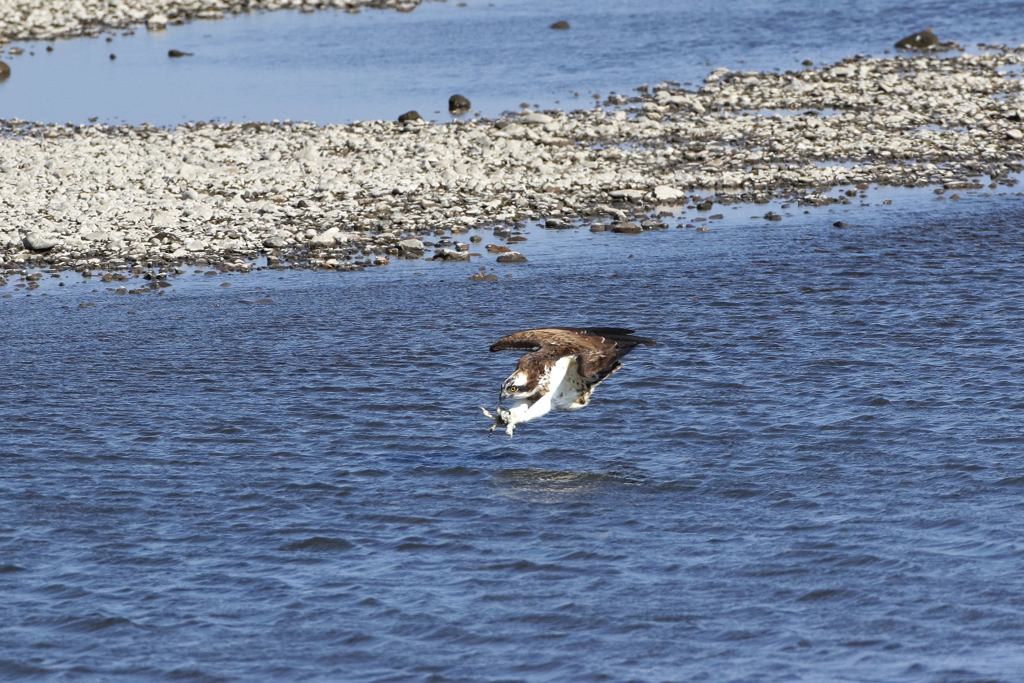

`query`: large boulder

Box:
[895,28,938,49]
[397,238,424,257]
[434,248,470,262]
[448,94,471,113]
[23,232,57,251]
[653,185,685,201]
[496,251,527,263]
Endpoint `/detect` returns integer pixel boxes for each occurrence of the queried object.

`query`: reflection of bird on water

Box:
[481,327,656,437]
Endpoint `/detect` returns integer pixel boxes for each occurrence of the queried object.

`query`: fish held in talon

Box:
[481,327,655,438]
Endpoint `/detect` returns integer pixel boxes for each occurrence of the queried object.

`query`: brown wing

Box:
[490,327,655,353]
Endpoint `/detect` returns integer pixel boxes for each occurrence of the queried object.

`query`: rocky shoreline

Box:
[1,47,1023,287]
[0,0,425,41]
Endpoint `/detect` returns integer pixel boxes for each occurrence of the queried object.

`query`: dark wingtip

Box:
[587,327,656,347]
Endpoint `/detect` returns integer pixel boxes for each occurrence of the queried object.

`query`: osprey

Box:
[480,327,656,437]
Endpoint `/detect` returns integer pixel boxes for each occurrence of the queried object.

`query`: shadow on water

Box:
[493,467,642,502]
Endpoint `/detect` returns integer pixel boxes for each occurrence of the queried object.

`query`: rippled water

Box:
[2,0,1023,125]
[4,189,1024,681]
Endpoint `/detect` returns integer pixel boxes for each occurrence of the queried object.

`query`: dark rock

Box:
[550,20,570,30]
[895,28,938,50]
[486,244,511,253]
[109,53,116,60]
[448,94,471,113]
[833,221,850,228]
[544,218,572,230]
[612,223,643,234]
[0,61,9,80]
[468,273,499,282]
[397,238,424,257]
[168,49,194,58]
[496,252,527,263]
[469,235,482,243]
[492,226,512,238]
[802,59,814,66]
[696,200,713,211]
[433,248,470,262]
[398,110,423,123]
[764,212,782,221]
[590,224,608,232]
[709,213,724,220]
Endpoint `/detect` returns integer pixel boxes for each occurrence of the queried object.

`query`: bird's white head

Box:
[500,372,536,403]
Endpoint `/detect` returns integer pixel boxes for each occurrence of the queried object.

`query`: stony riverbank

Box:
[0,0,423,41]
[2,48,1023,282]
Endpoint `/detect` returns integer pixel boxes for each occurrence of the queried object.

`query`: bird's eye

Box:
[509,386,518,392]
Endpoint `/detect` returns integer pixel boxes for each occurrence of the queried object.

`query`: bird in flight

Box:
[481,327,656,437]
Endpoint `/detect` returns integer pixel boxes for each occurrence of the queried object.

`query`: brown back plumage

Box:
[489,327,655,353]
[490,327,655,391]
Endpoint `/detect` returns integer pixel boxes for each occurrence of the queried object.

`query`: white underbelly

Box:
[503,356,584,424]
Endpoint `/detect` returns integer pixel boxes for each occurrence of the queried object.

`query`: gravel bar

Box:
[2,48,1024,282]
[0,0,423,40]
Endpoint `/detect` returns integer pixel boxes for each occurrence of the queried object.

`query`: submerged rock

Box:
[895,28,938,50]
[550,21,570,30]
[496,252,527,263]
[0,61,9,80]
[448,94,471,113]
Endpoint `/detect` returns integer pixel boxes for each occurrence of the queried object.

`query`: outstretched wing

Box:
[576,346,629,382]
[490,327,655,353]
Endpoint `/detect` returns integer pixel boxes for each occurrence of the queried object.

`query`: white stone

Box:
[308,227,339,246]
[653,186,685,201]
[520,113,553,125]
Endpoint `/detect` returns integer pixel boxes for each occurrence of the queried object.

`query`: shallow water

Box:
[2,0,1023,126]
[4,189,1024,681]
